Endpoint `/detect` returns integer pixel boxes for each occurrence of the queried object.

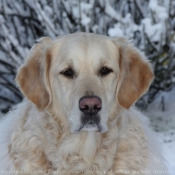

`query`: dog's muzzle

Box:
[79,96,102,132]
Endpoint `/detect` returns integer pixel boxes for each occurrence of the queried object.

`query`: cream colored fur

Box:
[0,33,168,174]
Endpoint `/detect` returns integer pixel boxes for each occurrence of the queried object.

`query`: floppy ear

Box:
[114,38,154,109]
[16,37,52,111]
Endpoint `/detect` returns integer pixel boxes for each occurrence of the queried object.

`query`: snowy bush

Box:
[0,0,175,112]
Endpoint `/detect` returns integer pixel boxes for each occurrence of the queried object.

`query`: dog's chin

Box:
[77,123,108,133]
[71,124,107,134]
[80,124,100,132]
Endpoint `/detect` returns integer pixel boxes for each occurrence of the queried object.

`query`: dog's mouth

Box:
[78,114,102,132]
[78,122,102,132]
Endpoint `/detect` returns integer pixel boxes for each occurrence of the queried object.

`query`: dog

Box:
[0,33,168,174]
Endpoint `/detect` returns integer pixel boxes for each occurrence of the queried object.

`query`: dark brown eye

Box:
[61,68,74,78]
[100,67,113,76]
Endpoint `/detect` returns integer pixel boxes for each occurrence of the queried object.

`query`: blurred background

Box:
[0,0,175,173]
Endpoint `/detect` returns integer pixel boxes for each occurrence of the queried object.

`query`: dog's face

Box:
[51,34,119,133]
[16,33,154,133]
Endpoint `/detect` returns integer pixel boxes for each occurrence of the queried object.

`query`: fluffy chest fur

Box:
[36,110,119,173]
[0,102,166,175]
[45,123,118,173]
[47,118,148,174]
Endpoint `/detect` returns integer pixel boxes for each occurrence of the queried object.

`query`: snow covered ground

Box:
[144,88,175,175]
[158,131,175,175]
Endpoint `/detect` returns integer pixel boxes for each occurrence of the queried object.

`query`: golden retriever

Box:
[0,33,168,174]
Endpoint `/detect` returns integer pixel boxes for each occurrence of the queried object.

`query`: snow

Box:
[108,24,124,37]
[144,88,175,132]
[81,2,92,26]
[159,131,175,175]
[105,0,121,21]
[35,1,59,36]
[149,0,168,22]
[143,88,175,175]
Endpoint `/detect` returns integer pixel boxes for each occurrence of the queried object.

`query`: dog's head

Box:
[16,33,154,133]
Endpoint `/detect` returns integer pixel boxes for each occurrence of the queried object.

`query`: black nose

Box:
[79,96,102,115]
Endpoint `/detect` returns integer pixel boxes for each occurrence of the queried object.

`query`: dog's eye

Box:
[61,68,74,78]
[100,67,113,76]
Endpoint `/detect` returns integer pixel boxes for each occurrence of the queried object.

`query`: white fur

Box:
[0,33,168,174]
[0,104,168,174]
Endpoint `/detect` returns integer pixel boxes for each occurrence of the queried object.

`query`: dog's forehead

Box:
[53,33,118,68]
